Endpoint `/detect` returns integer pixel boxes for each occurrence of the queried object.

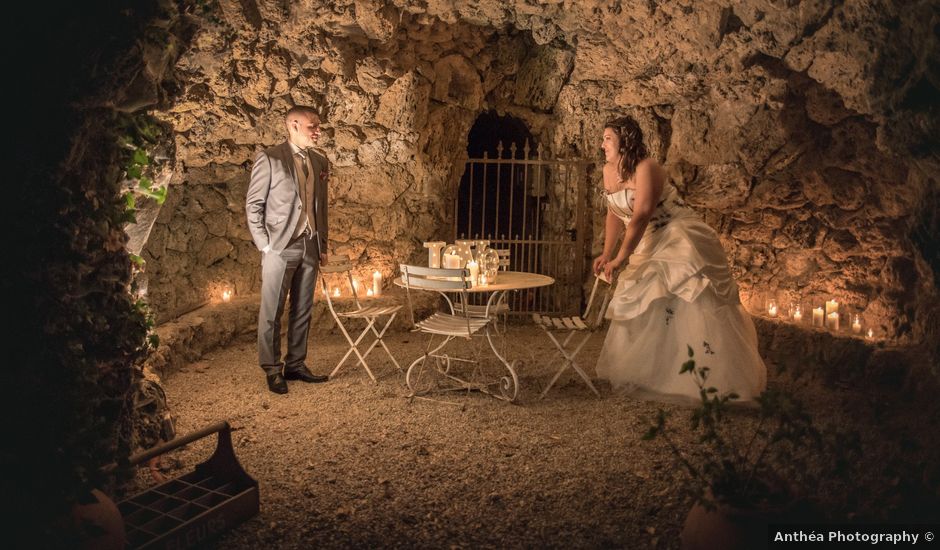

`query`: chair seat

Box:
[452,302,510,317]
[338,305,402,318]
[415,313,490,336]
[532,314,589,331]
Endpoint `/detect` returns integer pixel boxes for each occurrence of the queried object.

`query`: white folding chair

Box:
[320,257,402,382]
[451,248,511,330]
[532,274,612,398]
[400,264,491,396]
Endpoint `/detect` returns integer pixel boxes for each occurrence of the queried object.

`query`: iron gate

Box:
[453,141,593,316]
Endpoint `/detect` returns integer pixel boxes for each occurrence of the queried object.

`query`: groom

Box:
[246,106,330,394]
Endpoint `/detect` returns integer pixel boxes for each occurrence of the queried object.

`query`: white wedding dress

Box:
[595,185,767,403]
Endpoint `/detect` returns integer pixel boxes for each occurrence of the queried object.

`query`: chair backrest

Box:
[399,264,472,330]
[582,273,614,330]
[319,256,362,312]
[496,249,510,271]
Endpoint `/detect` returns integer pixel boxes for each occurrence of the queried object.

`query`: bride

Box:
[593,115,767,403]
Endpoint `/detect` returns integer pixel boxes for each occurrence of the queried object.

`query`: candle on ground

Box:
[768,300,778,317]
[792,305,802,323]
[826,312,840,331]
[825,299,839,316]
[866,328,874,339]
[333,288,340,298]
[852,315,862,334]
[373,271,383,297]
[221,289,232,302]
[367,288,373,297]
[813,307,824,327]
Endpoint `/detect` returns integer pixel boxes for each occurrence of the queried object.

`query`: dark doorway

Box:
[456,111,539,241]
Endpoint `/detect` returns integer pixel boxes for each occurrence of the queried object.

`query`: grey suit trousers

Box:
[258,231,320,375]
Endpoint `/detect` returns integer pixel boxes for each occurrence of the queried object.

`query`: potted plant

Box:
[642,346,826,549]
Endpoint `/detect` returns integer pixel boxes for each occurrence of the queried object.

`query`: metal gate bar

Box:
[454,140,592,316]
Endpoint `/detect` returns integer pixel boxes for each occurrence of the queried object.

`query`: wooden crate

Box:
[117,422,259,549]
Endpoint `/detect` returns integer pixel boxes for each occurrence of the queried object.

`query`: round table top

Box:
[393,271,554,293]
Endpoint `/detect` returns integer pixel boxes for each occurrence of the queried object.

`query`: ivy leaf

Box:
[124,193,136,210]
[138,176,152,190]
[687,345,694,358]
[132,148,149,166]
[123,209,137,224]
[680,360,695,374]
[128,254,145,267]
[126,164,142,179]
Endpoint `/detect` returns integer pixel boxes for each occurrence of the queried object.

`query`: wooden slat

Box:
[552,318,565,329]
[561,317,577,330]
[572,317,588,330]
[399,264,468,277]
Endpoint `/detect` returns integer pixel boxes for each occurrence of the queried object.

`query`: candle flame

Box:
[221,289,232,302]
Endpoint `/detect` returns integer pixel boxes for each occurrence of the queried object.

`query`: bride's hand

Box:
[603,257,624,281]
[592,254,609,275]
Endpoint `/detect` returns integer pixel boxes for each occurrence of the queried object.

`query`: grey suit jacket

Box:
[246,141,329,253]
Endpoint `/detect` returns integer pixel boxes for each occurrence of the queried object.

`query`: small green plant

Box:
[119,114,169,225]
[643,346,825,511]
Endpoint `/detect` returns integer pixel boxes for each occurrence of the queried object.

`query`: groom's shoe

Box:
[283,365,329,383]
[266,372,288,394]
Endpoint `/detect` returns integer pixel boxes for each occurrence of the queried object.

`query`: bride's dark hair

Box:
[604,115,648,182]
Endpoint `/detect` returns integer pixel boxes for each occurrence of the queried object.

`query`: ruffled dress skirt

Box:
[595,215,767,404]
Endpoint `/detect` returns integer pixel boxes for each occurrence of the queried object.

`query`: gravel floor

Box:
[137,324,934,549]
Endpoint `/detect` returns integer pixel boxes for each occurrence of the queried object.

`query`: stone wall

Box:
[141,0,938,345]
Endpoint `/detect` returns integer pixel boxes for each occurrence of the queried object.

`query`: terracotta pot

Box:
[680,501,776,550]
[72,489,125,550]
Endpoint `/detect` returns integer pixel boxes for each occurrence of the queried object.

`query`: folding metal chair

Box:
[451,248,511,331]
[319,257,402,382]
[532,274,612,398]
[399,264,491,396]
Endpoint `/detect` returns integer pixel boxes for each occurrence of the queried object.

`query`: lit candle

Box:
[480,273,488,286]
[812,307,824,327]
[373,271,383,297]
[866,328,874,340]
[767,300,778,317]
[852,315,862,334]
[333,287,340,298]
[792,305,802,323]
[467,260,479,288]
[366,288,373,297]
[826,312,839,331]
[443,253,461,269]
[221,289,232,302]
[352,279,360,296]
[825,299,839,316]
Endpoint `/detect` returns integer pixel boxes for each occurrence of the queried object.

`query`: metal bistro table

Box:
[393,271,554,402]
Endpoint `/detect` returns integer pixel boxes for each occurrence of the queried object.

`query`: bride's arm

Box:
[593,208,621,274]
[611,161,664,268]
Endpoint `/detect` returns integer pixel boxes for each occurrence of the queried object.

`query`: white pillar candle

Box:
[221,289,232,302]
[443,253,461,269]
[826,312,839,331]
[852,315,862,334]
[373,271,383,297]
[352,279,360,296]
[792,305,802,323]
[825,299,839,316]
[866,328,874,340]
[367,288,373,297]
[467,260,479,288]
[767,301,778,317]
[333,288,340,298]
[480,273,488,286]
[812,307,824,327]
